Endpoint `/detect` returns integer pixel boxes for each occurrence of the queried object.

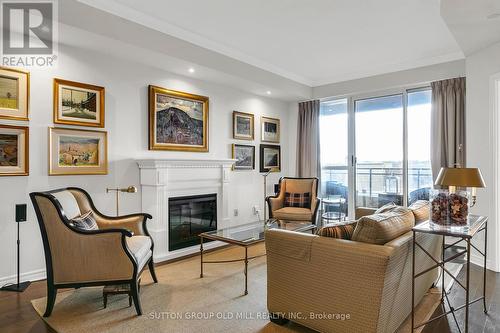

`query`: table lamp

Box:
[434,167,485,224]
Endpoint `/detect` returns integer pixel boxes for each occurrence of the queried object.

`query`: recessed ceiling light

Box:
[266,91,271,95]
[487,13,500,19]
[188,68,195,73]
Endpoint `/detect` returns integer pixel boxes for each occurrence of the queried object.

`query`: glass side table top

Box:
[200,219,316,245]
[412,215,487,239]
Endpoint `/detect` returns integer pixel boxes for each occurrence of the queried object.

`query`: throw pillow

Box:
[70,211,98,231]
[374,202,397,214]
[317,221,357,240]
[284,192,311,208]
[409,200,430,224]
[352,206,415,245]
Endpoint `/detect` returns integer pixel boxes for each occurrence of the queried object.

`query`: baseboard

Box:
[0,268,46,287]
[470,253,496,272]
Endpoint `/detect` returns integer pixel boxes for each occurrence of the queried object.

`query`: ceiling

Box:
[78,0,465,87]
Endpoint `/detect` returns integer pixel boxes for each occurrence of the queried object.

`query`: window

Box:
[319,87,432,218]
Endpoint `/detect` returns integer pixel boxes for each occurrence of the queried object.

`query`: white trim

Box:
[489,73,500,272]
[136,158,236,169]
[0,268,46,286]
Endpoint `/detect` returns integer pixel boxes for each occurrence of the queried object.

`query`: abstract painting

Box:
[49,127,107,175]
[232,144,255,170]
[0,125,28,176]
[54,78,105,127]
[0,67,29,121]
[149,85,208,152]
[261,116,280,143]
[260,144,280,172]
[233,111,254,140]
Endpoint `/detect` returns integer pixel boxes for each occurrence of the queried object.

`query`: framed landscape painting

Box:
[149,85,209,152]
[53,78,105,127]
[49,127,107,175]
[259,144,281,172]
[233,111,254,140]
[232,144,255,170]
[0,67,29,121]
[261,116,280,143]
[0,125,29,176]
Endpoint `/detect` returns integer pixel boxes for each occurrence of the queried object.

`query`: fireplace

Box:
[168,194,217,251]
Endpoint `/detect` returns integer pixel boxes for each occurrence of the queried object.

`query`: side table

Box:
[411,215,488,332]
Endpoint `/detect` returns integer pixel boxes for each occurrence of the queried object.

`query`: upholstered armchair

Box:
[266,177,319,224]
[30,187,157,317]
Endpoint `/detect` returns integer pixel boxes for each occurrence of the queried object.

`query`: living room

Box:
[0,0,499,332]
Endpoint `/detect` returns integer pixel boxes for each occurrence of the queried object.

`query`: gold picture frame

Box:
[0,124,29,176]
[149,85,209,152]
[261,116,280,143]
[233,111,254,140]
[53,78,105,127]
[49,127,108,175]
[0,66,29,121]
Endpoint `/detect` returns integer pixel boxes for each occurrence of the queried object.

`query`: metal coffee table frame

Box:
[411,216,488,333]
[199,221,316,295]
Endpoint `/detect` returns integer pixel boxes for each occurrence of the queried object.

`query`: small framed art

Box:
[233,111,254,140]
[53,78,105,127]
[261,116,280,143]
[232,144,255,170]
[49,127,108,175]
[0,67,29,121]
[0,124,29,176]
[259,144,281,172]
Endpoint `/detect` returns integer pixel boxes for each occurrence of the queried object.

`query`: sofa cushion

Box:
[126,235,152,268]
[352,206,415,245]
[70,211,98,230]
[409,200,430,224]
[374,202,397,214]
[273,207,312,221]
[284,192,311,208]
[52,190,82,219]
[317,221,357,239]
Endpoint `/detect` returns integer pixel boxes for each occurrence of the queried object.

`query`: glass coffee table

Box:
[199,219,316,295]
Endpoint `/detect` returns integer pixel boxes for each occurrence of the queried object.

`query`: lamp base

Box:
[1,281,31,292]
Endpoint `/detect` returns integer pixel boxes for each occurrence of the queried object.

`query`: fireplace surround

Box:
[137,158,235,262]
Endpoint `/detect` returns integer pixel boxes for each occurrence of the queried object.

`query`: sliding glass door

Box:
[354,94,403,209]
[319,87,432,219]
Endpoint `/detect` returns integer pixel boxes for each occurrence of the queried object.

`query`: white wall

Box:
[0,26,291,284]
[465,40,500,272]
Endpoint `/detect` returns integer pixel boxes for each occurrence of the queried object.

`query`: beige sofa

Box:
[265,203,440,333]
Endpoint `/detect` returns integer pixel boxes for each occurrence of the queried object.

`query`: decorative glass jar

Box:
[430,189,449,225]
[448,190,470,225]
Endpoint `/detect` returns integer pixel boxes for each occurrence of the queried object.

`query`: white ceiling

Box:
[79,0,465,87]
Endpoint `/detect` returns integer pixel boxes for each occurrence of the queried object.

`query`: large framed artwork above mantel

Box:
[136,158,236,262]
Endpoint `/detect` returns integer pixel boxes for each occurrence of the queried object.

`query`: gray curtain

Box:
[296,100,321,178]
[430,77,466,183]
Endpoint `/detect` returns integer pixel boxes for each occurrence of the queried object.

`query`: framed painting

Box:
[0,67,29,121]
[149,85,209,152]
[259,144,281,172]
[233,111,254,140]
[49,127,107,175]
[0,124,29,176]
[232,144,255,170]
[53,78,105,127]
[261,116,280,143]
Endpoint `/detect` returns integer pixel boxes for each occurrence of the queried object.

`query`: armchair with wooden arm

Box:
[30,187,157,317]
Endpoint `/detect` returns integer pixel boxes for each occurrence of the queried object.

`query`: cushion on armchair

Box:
[284,192,311,208]
[52,190,82,219]
[317,221,357,239]
[272,207,312,221]
[70,211,98,230]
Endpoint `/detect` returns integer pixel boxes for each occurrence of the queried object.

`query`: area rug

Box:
[32,244,442,333]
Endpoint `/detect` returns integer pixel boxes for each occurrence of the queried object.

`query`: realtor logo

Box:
[1,0,58,67]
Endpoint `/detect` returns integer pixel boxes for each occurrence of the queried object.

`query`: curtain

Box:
[430,77,466,183]
[296,100,321,178]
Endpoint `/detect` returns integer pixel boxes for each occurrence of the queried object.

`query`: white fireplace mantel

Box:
[136,158,236,262]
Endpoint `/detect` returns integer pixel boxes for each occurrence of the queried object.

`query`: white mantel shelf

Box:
[136,158,236,262]
[136,158,236,169]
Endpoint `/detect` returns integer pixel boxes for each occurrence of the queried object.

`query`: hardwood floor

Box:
[1,263,498,333]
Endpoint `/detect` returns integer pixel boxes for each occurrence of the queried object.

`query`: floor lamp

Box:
[106,186,137,216]
[262,168,279,221]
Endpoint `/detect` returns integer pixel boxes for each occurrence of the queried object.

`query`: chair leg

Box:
[130,281,142,316]
[148,258,158,283]
[43,286,57,317]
